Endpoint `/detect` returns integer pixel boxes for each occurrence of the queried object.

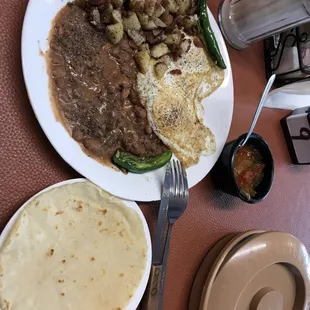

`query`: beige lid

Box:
[199,230,264,310]
[189,234,237,310]
[203,232,310,310]
[189,231,263,310]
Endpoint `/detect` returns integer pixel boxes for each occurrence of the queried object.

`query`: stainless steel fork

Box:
[158,159,189,309]
[142,159,188,310]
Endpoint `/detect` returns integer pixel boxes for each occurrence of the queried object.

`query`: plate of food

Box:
[0,179,151,310]
[22,0,233,201]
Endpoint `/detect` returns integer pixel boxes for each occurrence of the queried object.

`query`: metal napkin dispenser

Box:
[281,106,310,164]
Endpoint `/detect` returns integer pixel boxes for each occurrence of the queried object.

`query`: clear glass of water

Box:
[218,0,310,49]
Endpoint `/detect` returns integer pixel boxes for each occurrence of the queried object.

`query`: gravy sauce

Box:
[47,4,167,162]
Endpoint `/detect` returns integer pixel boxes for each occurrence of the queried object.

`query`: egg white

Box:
[137,36,224,167]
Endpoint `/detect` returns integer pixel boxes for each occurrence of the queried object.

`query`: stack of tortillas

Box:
[189,230,310,310]
[0,180,151,310]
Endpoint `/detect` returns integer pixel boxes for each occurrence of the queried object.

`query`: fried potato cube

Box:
[111,0,123,8]
[153,17,167,28]
[160,10,173,25]
[101,3,113,23]
[150,43,169,58]
[134,50,151,73]
[166,0,179,13]
[176,0,191,15]
[111,10,122,23]
[142,20,158,30]
[180,38,191,53]
[129,0,145,12]
[127,30,146,46]
[123,12,142,31]
[154,62,168,78]
[154,4,165,17]
[137,12,149,26]
[153,28,162,36]
[164,32,181,45]
[145,0,157,16]
[158,54,170,64]
[139,43,150,53]
[181,15,197,28]
[106,23,124,44]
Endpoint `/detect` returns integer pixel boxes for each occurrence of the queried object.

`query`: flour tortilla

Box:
[0,181,147,310]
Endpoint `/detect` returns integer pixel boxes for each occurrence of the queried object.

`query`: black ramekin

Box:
[211,133,274,204]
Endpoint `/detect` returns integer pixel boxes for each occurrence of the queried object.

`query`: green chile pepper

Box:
[113,151,172,173]
[198,0,226,69]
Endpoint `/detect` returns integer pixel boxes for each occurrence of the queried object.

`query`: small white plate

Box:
[21,0,234,201]
[0,178,152,310]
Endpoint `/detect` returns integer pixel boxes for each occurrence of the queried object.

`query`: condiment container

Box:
[211,133,274,204]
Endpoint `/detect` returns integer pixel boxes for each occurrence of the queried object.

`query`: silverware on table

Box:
[142,159,189,310]
[239,74,276,147]
[158,159,189,309]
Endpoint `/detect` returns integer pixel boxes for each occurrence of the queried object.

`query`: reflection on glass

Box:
[218,0,310,49]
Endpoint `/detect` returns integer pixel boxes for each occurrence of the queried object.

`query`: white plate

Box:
[0,178,152,310]
[21,0,234,201]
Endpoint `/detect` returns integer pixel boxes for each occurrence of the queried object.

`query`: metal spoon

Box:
[239,74,276,147]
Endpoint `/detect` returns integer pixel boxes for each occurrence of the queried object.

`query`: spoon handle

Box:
[240,74,276,147]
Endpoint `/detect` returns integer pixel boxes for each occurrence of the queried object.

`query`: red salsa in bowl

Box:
[234,145,265,200]
[211,133,274,204]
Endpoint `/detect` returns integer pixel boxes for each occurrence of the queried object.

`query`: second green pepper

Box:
[198,0,226,69]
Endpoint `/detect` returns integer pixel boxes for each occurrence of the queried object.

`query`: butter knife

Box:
[142,162,172,310]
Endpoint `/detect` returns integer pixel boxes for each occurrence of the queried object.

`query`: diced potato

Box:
[106,23,124,44]
[101,3,113,24]
[127,30,146,46]
[111,0,123,8]
[152,29,162,36]
[166,0,179,13]
[111,10,122,23]
[154,4,165,17]
[180,38,191,53]
[153,31,167,43]
[181,15,197,28]
[158,55,170,65]
[123,12,141,31]
[142,20,158,30]
[145,31,156,44]
[155,62,168,78]
[89,7,102,28]
[134,50,151,73]
[153,17,167,28]
[137,12,149,26]
[164,32,181,45]
[155,33,167,43]
[145,31,167,44]
[160,11,173,25]
[176,0,191,15]
[139,43,150,53]
[129,0,145,12]
[150,43,169,58]
[145,0,157,16]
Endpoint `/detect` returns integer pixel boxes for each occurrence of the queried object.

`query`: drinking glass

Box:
[218,0,310,49]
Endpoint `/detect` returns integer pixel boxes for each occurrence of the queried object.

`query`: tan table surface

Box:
[1,1,310,309]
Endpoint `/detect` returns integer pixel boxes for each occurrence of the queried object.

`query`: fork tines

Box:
[171,159,188,199]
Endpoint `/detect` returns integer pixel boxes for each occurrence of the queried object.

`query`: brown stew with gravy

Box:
[47,5,167,164]
[234,145,265,199]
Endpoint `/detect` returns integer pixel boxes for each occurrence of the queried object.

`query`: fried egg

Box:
[137,36,224,167]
